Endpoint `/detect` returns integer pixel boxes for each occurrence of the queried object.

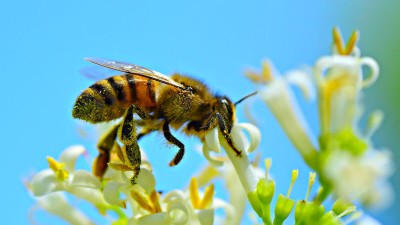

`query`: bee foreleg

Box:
[216,113,242,157]
[93,124,119,178]
[162,121,185,166]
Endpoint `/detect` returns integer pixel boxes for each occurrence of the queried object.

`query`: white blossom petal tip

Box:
[232,123,261,153]
[202,142,224,167]
[285,69,316,101]
[59,145,86,173]
[360,57,379,87]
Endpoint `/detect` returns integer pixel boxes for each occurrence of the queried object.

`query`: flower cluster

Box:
[245,27,394,219]
[27,27,393,224]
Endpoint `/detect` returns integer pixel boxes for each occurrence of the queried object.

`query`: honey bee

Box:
[73,58,255,183]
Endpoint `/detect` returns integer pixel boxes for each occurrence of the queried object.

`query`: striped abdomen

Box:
[73,74,158,123]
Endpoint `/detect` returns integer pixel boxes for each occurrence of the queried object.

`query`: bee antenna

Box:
[234,91,257,106]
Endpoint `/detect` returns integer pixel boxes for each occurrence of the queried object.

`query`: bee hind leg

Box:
[117,105,149,184]
[162,121,185,166]
[93,124,119,179]
[118,105,150,145]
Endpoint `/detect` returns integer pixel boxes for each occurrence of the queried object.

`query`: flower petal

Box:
[103,181,126,208]
[205,128,221,153]
[219,133,258,193]
[138,212,167,225]
[259,78,317,168]
[196,209,214,225]
[136,167,156,195]
[166,200,190,225]
[69,187,109,212]
[70,170,101,189]
[59,145,86,172]
[30,169,67,196]
[232,123,261,153]
[36,192,94,225]
[202,143,224,167]
[285,69,315,101]
[360,57,379,88]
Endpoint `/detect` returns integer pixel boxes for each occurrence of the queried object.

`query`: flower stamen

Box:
[189,178,215,209]
[333,27,359,55]
[47,156,69,181]
[305,172,316,201]
[131,190,155,213]
[287,169,298,198]
[245,60,275,83]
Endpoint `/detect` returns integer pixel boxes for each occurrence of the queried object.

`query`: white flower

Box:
[125,178,233,225]
[314,53,379,135]
[195,158,263,225]
[136,190,212,225]
[202,121,261,193]
[102,165,156,213]
[247,60,318,169]
[324,149,394,209]
[30,145,109,211]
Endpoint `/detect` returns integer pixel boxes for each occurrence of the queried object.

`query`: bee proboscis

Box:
[73,58,255,183]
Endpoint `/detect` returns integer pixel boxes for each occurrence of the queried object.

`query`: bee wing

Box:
[84,58,186,90]
[80,66,120,80]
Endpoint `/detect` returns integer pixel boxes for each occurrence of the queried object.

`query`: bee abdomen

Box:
[72,74,158,123]
[124,74,157,110]
[89,81,116,106]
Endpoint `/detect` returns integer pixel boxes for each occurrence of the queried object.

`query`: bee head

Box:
[215,96,236,130]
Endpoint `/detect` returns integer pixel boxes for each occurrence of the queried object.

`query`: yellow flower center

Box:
[47,156,69,181]
[320,73,355,134]
[131,190,162,213]
[189,178,215,209]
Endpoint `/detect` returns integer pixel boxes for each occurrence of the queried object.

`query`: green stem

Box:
[262,205,272,225]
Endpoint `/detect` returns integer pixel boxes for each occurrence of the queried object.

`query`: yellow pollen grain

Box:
[199,183,214,209]
[189,178,201,209]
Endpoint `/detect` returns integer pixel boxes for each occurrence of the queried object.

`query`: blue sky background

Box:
[1,1,399,224]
